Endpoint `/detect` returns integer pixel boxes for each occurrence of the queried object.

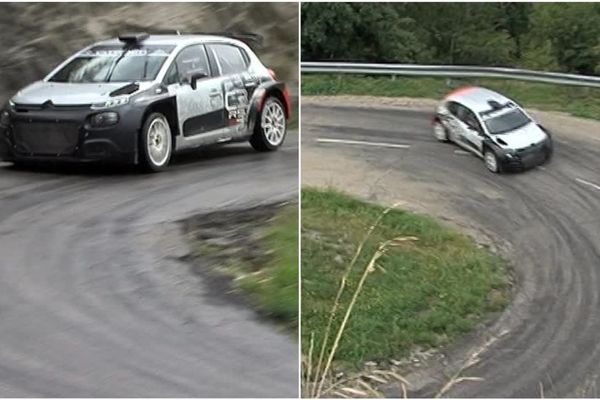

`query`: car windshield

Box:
[48,44,175,83]
[484,109,531,135]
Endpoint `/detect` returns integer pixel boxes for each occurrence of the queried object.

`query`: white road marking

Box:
[575,178,600,191]
[316,138,410,149]
[537,166,546,171]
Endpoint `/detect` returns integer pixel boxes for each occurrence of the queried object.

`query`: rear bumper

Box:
[0,104,143,164]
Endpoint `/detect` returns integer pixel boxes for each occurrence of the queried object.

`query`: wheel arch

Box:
[140,97,179,145]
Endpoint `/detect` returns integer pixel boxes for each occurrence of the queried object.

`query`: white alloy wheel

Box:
[261,98,286,146]
[146,116,172,168]
[484,150,499,173]
[433,121,448,141]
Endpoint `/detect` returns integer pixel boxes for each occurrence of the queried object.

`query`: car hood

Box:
[11,81,152,106]
[492,122,548,150]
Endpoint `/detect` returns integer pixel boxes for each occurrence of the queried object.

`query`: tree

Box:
[525,3,600,74]
[301,3,426,62]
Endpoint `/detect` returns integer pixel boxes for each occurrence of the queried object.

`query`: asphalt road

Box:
[0,134,298,397]
[303,103,600,398]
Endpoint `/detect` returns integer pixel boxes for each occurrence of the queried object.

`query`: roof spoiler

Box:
[118,33,149,45]
[179,31,264,48]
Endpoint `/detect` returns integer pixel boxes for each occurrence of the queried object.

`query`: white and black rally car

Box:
[432,86,553,173]
[0,32,291,171]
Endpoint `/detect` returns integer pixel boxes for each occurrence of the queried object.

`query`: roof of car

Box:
[444,86,514,114]
[93,34,243,48]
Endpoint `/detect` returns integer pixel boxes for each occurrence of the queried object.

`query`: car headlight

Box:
[90,111,119,127]
[91,96,129,110]
[503,149,516,159]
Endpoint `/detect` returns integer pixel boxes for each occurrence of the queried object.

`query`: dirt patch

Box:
[302,145,504,254]
[180,201,297,327]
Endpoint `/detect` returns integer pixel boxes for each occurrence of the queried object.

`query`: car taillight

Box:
[267,69,277,80]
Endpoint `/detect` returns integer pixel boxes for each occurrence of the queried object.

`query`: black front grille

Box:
[13,121,80,155]
[14,103,91,112]
[517,141,544,155]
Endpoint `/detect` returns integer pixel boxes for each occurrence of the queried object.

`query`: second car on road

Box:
[433,86,553,173]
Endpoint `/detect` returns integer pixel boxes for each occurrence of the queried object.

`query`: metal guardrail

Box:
[302,62,600,88]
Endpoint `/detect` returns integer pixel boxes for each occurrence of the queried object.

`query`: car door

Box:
[460,108,485,157]
[450,104,480,155]
[165,44,228,145]
[444,101,462,144]
[206,43,260,140]
[444,101,466,143]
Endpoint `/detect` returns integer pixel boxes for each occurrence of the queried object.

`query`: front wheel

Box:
[249,97,287,152]
[140,113,173,172]
[484,149,501,173]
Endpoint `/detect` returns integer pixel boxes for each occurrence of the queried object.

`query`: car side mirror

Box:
[187,68,209,90]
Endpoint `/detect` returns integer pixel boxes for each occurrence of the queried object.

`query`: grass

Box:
[188,203,298,329]
[302,74,600,121]
[236,205,299,328]
[301,188,510,373]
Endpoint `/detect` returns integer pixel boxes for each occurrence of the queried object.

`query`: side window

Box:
[208,44,248,75]
[463,109,483,133]
[174,45,210,82]
[446,101,460,117]
[455,104,470,123]
[163,62,179,85]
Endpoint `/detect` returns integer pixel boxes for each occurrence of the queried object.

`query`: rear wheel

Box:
[433,121,448,142]
[249,97,287,152]
[140,113,172,172]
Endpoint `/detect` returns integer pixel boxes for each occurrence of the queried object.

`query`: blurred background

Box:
[301,2,600,120]
[0,2,298,105]
[301,2,600,75]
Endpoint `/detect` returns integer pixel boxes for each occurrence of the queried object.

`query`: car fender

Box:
[246,81,290,132]
[482,137,506,158]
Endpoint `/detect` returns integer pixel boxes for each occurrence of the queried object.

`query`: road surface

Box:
[303,101,600,398]
[0,134,298,397]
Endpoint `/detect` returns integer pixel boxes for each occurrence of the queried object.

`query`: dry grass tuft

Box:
[303,202,417,398]
[434,329,509,398]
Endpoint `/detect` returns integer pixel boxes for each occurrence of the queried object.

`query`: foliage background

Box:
[301,2,600,75]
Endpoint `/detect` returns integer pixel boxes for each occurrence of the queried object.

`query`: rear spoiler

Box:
[177,31,264,48]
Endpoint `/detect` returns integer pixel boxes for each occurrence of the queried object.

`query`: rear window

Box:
[209,44,248,75]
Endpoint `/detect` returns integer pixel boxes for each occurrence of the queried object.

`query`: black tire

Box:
[139,112,173,172]
[544,141,554,164]
[249,96,287,152]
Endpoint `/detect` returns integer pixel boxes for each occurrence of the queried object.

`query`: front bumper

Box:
[499,139,553,171]
[0,104,144,164]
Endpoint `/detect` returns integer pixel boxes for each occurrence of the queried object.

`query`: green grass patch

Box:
[237,205,299,328]
[187,203,298,330]
[302,74,600,121]
[301,188,509,370]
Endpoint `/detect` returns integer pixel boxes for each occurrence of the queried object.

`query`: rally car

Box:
[0,32,291,171]
[432,86,553,173]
